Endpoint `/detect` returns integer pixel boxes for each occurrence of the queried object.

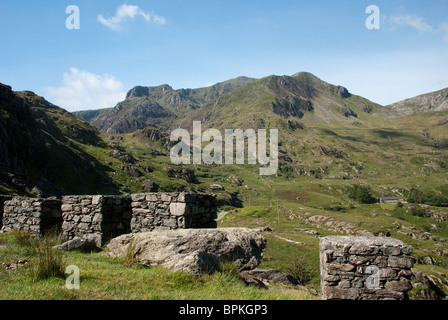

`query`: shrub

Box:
[285,257,316,286]
[347,184,376,204]
[31,232,65,281]
[32,243,66,281]
[407,189,425,204]
[409,205,428,218]
[407,188,448,207]
[11,229,39,248]
[323,204,347,212]
[11,229,67,281]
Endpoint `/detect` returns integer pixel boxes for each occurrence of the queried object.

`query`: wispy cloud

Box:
[387,13,448,43]
[440,23,448,42]
[45,68,126,112]
[389,14,433,33]
[97,4,166,32]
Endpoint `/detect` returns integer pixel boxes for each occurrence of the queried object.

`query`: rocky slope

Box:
[389,87,448,115]
[86,72,395,135]
[0,83,117,196]
[85,76,256,134]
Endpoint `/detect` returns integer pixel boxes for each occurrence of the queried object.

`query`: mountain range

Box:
[75,72,448,134]
[2,71,448,300]
[2,72,448,300]
[1,72,447,198]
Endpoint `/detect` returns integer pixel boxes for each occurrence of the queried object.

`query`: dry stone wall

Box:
[320,236,415,300]
[130,192,217,232]
[1,197,62,237]
[61,195,132,245]
[1,193,217,246]
[0,195,12,229]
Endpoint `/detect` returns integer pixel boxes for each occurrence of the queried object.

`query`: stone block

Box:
[388,256,415,269]
[170,203,187,216]
[161,194,172,202]
[61,204,73,212]
[146,194,159,202]
[131,193,146,202]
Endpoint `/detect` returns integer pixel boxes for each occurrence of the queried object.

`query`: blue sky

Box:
[0,0,448,111]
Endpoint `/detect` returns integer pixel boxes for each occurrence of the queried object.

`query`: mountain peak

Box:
[126,84,174,100]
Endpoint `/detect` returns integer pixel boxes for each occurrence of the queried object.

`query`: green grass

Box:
[2,75,448,299]
[0,231,317,300]
[218,182,448,300]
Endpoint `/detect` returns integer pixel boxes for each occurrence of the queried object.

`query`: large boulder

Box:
[106,228,266,275]
[53,235,102,253]
[244,269,300,286]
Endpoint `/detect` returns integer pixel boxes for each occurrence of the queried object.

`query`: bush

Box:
[347,184,376,204]
[407,188,448,207]
[32,243,66,281]
[10,229,66,281]
[407,189,425,204]
[409,205,428,217]
[323,204,347,212]
[285,257,316,286]
[31,233,66,281]
[11,229,39,248]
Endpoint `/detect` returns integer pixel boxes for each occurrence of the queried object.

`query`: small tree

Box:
[407,189,425,204]
[348,184,376,204]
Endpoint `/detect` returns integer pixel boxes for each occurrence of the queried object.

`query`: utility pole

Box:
[277,200,280,226]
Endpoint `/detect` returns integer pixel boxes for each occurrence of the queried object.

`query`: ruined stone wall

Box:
[1,193,218,244]
[61,195,131,245]
[60,192,217,244]
[0,195,12,229]
[320,236,415,300]
[1,197,62,237]
[130,193,217,232]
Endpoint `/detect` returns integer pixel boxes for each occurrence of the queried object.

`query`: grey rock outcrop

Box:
[142,179,159,193]
[244,269,300,286]
[54,235,101,253]
[335,86,351,98]
[106,228,266,275]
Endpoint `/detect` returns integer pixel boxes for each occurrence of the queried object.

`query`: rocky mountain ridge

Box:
[389,87,448,115]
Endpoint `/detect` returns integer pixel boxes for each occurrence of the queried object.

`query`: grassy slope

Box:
[65,76,448,299]
[2,76,448,299]
[65,111,448,299]
[0,89,119,196]
[0,231,316,300]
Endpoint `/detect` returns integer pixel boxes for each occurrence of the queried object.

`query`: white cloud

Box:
[97,4,166,32]
[440,23,448,42]
[45,68,126,112]
[388,13,448,42]
[389,14,433,33]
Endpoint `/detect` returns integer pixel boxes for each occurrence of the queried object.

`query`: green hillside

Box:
[1,72,448,299]
[0,84,118,196]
